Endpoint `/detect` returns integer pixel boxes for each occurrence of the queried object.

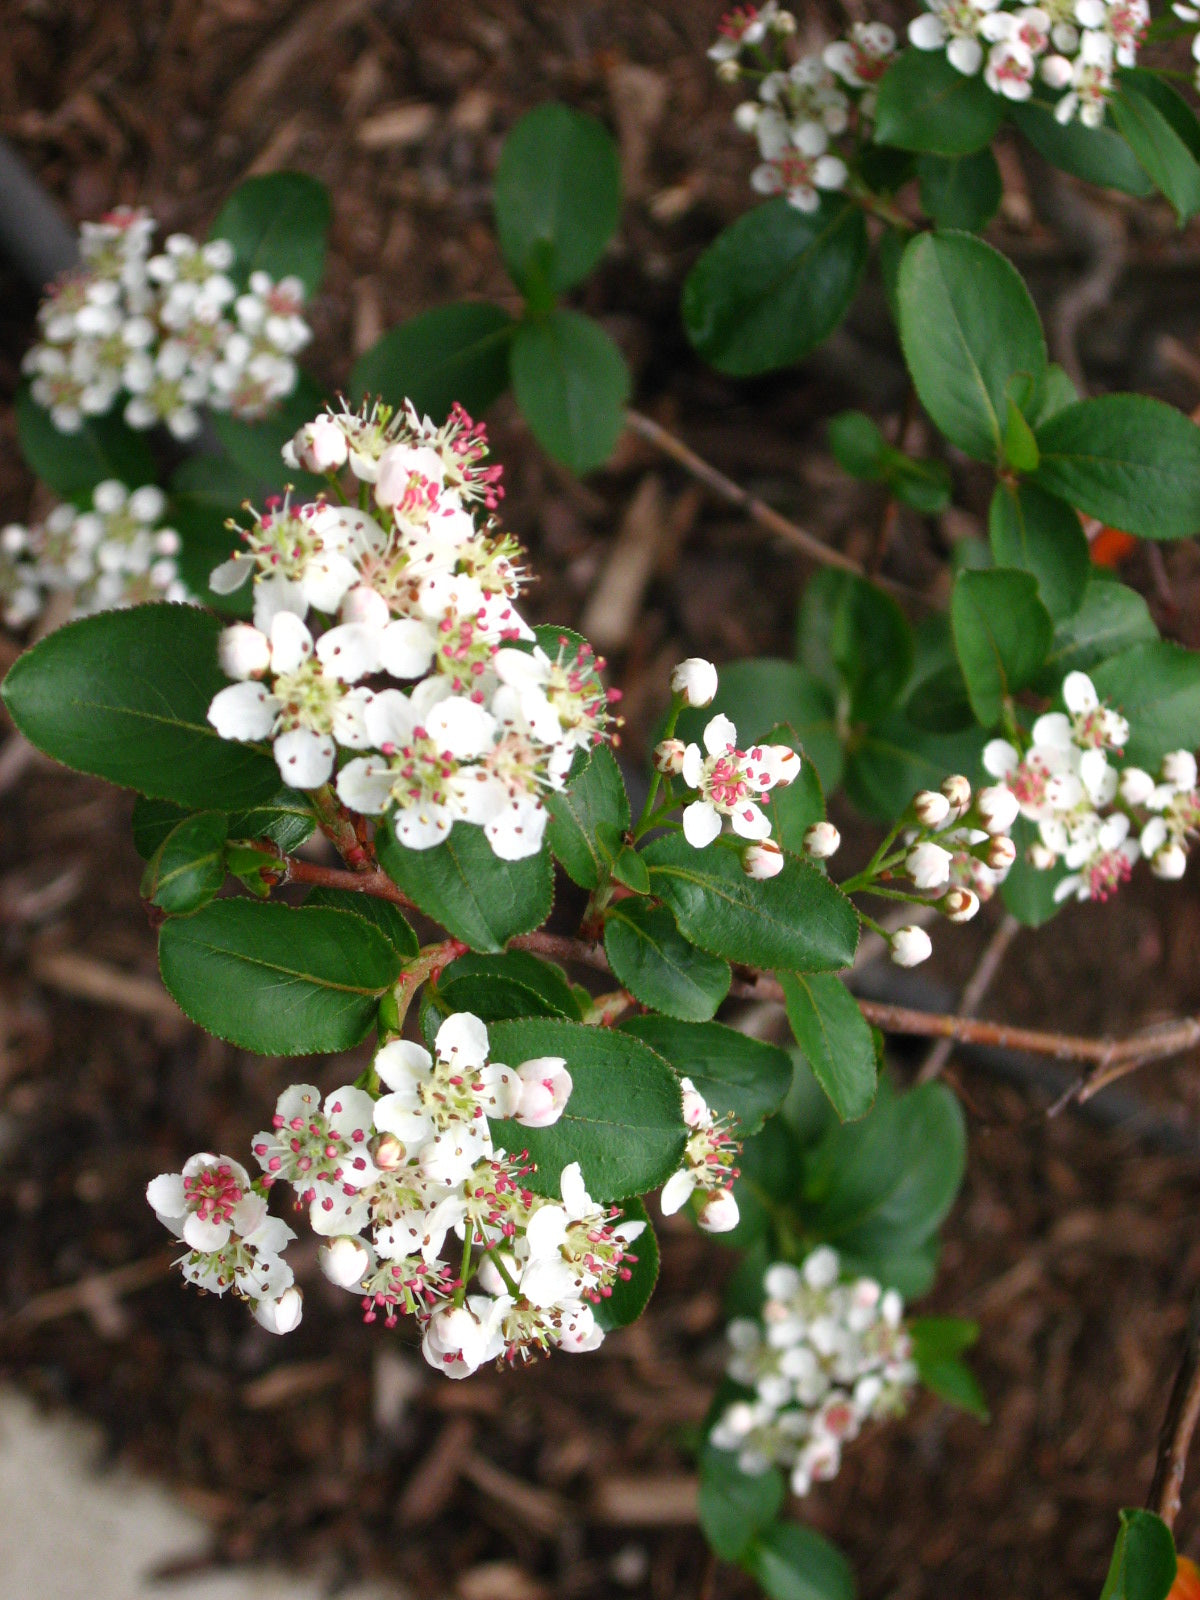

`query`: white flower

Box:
[253,1287,304,1334]
[681,714,789,848]
[670,657,719,706]
[513,1056,573,1127]
[1163,751,1198,791]
[422,1297,508,1378]
[890,926,932,967]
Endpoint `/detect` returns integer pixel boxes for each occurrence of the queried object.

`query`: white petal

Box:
[484,799,548,860]
[982,738,1020,779]
[209,555,252,594]
[336,757,394,814]
[703,713,738,756]
[208,681,279,741]
[394,803,453,850]
[1062,670,1098,715]
[424,697,497,760]
[379,618,437,679]
[436,1011,490,1067]
[660,1168,698,1216]
[947,34,984,72]
[908,12,948,47]
[252,573,306,632]
[273,727,335,788]
[316,623,381,683]
[268,610,314,673]
[683,800,724,849]
[364,688,417,749]
[730,800,772,841]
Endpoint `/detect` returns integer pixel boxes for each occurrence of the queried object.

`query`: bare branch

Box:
[918,912,1021,1082]
[1148,1290,1200,1528]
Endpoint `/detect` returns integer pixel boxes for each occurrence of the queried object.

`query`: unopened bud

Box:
[716,56,741,80]
[941,774,972,815]
[1118,767,1155,806]
[804,821,841,860]
[680,1076,709,1128]
[697,1189,740,1233]
[218,622,270,680]
[942,887,979,923]
[772,7,797,31]
[890,925,933,967]
[742,839,784,879]
[670,657,719,707]
[318,1236,372,1290]
[985,835,1016,872]
[976,784,1020,836]
[291,415,348,474]
[1152,844,1188,881]
[1163,750,1198,791]
[1028,842,1057,871]
[252,1287,303,1335]
[654,738,687,775]
[513,1056,572,1128]
[906,841,952,890]
[372,1133,407,1170]
[912,789,951,828]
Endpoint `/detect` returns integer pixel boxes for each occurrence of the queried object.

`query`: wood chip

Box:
[461,1449,570,1538]
[397,1415,476,1524]
[29,947,187,1027]
[240,1358,343,1411]
[592,1475,698,1525]
[457,1562,550,1600]
[356,103,437,150]
[579,474,666,652]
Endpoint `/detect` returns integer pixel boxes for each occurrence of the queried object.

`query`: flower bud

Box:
[1152,844,1188,881]
[1118,767,1155,806]
[733,101,761,132]
[697,1189,740,1233]
[804,821,841,860]
[218,622,270,680]
[252,1287,303,1335]
[716,56,741,80]
[890,925,932,967]
[912,789,951,828]
[291,415,348,474]
[653,738,687,775]
[906,841,952,890]
[1163,750,1198,791]
[985,835,1016,872]
[372,1133,407,1170]
[1028,842,1057,871]
[941,774,972,816]
[772,7,797,31]
[670,657,719,707]
[942,887,979,923]
[513,1056,572,1128]
[742,839,784,879]
[680,1076,709,1128]
[318,1236,372,1290]
[976,784,1020,836]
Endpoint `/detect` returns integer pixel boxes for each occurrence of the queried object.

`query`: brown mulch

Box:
[4,3,1200,1598]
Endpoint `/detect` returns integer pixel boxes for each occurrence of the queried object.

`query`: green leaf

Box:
[643,834,859,974]
[493,103,621,298]
[1033,394,1200,539]
[1,603,281,809]
[510,309,630,474]
[621,1015,793,1135]
[605,902,731,1022]
[158,899,401,1054]
[594,1197,659,1331]
[170,454,262,615]
[1099,1510,1177,1600]
[768,739,828,854]
[130,788,315,859]
[209,171,330,296]
[698,1445,785,1564]
[675,659,844,792]
[1034,363,1081,426]
[909,1316,989,1420]
[1037,576,1158,690]
[844,714,985,823]
[988,481,1089,620]
[141,811,227,915]
[682,196,868,377]
[545,745,630,890]
[349,302,515,423]
[827,412,950,512]
[15,383,156,503]
[210,370,325,492]
[795,570,914,726]
[951,568,1053,727]
[747,1522,856,1600]
[1003,395,1040,472]
[430,950,582,1022]
[799,1078,966,1294]
[897,231,1046,462]
[780,972,877,1122]
[488,1017,685,1201]
[1009,100,1154,198]
[1111,78,1200,225]
[301,886,419,960]
[610,845,650,894]
[916,148,1003,230]
[1001,818,1068,927]
[874,48,1004,156]
[376,822,553,953]
[1092,642,1200,768]
[724,1114,805,1251]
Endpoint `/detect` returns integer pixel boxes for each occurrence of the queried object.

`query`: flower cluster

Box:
[660,1077,742,1233]
[148,1010,647,1373]
[23,206,311,439]
[709,1246,916,1495]
[1,479,189,628]
[206,401,614,860]
[710,5,897,211]
[984,671,1199,901]
[908,0,1148,124]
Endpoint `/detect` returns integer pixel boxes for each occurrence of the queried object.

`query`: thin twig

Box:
[1148,1290,1200,1528]
[624,409,927,604]
[917,912,1021,1082]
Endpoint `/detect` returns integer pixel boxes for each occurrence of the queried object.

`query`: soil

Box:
[3,3,1200,1598]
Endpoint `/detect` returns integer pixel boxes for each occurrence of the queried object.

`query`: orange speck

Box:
[1170,1556,1200,1600]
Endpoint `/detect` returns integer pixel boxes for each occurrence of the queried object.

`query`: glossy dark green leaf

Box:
[141,811,228,914]
[158,899,401,1054]
[170,453,262,615]
[795,569,914,726]
[130,788,315,859]
[16,383,156,503]
[747,1522,856,1600]
[875,48,1004,155]
[605,901,731,1022]
[1009,100,1154,197]
[622,1014,792,1135]
[349,302,515,423]
[909,1316,989,1420]
[546,745,630,890]
[594,1198,659,1331]
[210,171,330,295]
[302,886,419,959]
[493,103,621,297]
[988,481,1089,620]
[1033,394,1200,539]
[780,972,877,1122]
[844,715,986,823]
[1,603,281,809]
[916,148,1003,230]
[1092,643,1200,768]
[1111,78,1200,225]
[431,950,582,1022]
[1036,576,1158,690]
[682,196,868,376]
[510,309,630,474]
[643,834,859,974]
[951,567,1053,727]
[377,822,553,953]
[489,1017,685,1201]
[698,1445,785,1563]
[1099,1510,1177,1600]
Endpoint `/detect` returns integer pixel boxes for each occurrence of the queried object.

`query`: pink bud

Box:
[804,821,841,860]
[291,415,348,474]
[942,887,979,923]
[912,789,951,828]
[742,840,784,879]
[514,1056,572,1128]
[654,738,687,775]
[890,925,932,967]
[252,1287,303,1334]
